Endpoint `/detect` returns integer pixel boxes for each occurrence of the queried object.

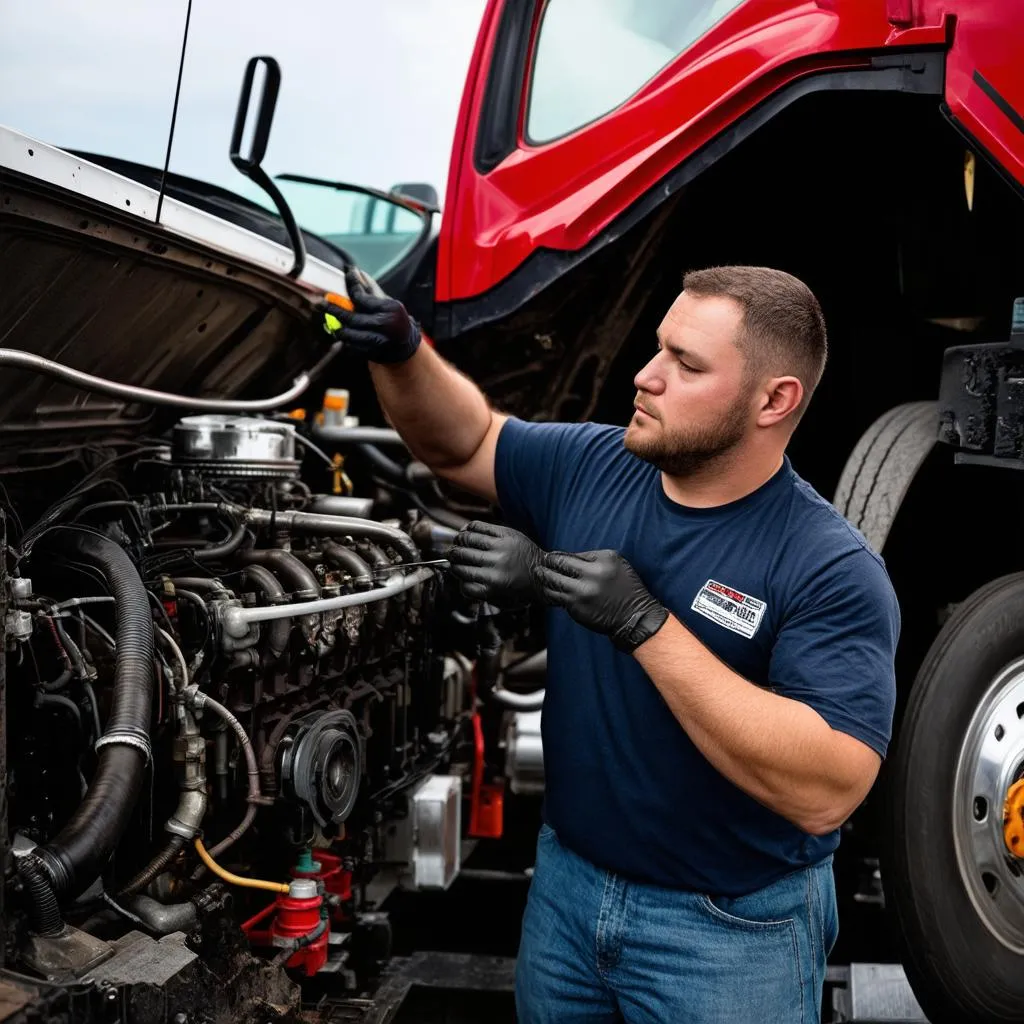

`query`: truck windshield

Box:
[527,0,746,143]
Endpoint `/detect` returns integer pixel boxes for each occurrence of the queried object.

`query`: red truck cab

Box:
[426,4,1024,1022]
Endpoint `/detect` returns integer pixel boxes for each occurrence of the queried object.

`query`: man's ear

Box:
[756,376,803,428]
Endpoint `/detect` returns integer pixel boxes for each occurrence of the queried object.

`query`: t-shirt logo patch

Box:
[691,580,766,639]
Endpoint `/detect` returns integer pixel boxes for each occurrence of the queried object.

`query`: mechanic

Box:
[331,265,899,1023]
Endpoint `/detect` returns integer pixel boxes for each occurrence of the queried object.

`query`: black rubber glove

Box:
[448,521,544,604]
[324,268,421,364]
[532,550,669,653]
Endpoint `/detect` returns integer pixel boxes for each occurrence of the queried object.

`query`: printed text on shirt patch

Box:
[691,579,766,639]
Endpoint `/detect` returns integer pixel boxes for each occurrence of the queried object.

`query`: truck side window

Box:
[526,0,745,144]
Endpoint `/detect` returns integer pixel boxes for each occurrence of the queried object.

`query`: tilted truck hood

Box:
[0,125,349,446]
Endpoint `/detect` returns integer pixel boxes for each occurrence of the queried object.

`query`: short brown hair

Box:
[682,266,827,415]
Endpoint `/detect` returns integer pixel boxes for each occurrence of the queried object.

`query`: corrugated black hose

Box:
[17,855,62,935]
[32,529,155,898]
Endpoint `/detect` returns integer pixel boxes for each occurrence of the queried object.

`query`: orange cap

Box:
[323,390,349,412]
[325,291,354,312]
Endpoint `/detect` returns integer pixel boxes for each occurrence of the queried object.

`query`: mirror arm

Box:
[230,56,307,279]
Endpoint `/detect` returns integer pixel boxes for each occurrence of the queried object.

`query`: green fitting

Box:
[295,847,320,874]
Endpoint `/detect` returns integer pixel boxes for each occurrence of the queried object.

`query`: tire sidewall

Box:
[887,573,1024,1023]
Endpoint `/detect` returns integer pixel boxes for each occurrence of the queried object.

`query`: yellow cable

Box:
[194,837,289,894]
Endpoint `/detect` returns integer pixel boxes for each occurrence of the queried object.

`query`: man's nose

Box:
[634,357,665,395]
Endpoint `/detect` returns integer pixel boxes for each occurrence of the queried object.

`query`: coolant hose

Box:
[193,523,247,564]
[352,442,406,483]
[18,855,63,935]
[35,529,155,898]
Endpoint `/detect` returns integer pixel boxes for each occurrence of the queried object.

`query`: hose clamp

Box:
[95,732,152,764]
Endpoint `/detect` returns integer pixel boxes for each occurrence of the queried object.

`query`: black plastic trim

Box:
[973,70,1024,138]
[474,0,537,174]
[438,51,946,340]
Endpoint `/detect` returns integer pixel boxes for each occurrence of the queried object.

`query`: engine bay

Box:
[0,409,544,1022]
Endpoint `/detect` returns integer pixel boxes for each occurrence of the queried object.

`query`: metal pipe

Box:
[0,343,343,411]
[320,542,373,588]
[489,684,545,711]
[238,565,290,662]
[504,649,547,682]
[240,508,418,561]
[220,566,434,636]
[186,689,262,858]
[169,577,231,597]
[236,548,319,600]
[313,426,406,446]
[125,895,198,935]
[156,626,189,692]
[356,541,396,624]
[308,495,374,519]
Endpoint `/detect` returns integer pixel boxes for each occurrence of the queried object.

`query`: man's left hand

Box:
[532,550,669,653]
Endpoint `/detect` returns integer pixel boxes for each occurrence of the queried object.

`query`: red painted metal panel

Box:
[439,0,1018,305]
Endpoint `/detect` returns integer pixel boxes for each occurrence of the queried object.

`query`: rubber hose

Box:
[192,523,247,564]
[39,668,74,694]
[237,549,319,600]
[322,542,384,629]
[18,855,63,935]
[240,564,291,662]
[118,836,185,898]
[35,692,82,737]
[35,529,154,898]
[353,442,406,483]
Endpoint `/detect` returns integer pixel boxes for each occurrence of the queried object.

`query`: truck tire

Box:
[834,402,937,553]
[884,573,1024,1023]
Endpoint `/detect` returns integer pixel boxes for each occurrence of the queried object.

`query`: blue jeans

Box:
[516,825,838,1023]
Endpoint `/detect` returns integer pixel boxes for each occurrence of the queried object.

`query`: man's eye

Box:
[680,362,701,373]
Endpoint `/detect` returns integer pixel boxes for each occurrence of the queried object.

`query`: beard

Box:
[624,402,748,477]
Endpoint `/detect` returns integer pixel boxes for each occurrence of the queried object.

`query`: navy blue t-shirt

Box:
[495,418,899,896]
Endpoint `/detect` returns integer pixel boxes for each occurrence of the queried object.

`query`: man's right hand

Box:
[326,268,421,364]
[449,521,544,604]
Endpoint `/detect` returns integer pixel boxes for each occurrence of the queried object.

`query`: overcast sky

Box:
[0,0,488,200]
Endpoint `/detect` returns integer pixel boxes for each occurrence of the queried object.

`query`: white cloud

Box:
[0,0,487,200]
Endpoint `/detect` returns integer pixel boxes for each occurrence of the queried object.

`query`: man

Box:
[332,265,899,1023]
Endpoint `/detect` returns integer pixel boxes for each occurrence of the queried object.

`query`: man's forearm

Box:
[633,615,879,834]
[368,344,493,471]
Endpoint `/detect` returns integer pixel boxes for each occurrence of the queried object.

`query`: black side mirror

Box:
[391,182,440,213]
[230,56,306,279]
